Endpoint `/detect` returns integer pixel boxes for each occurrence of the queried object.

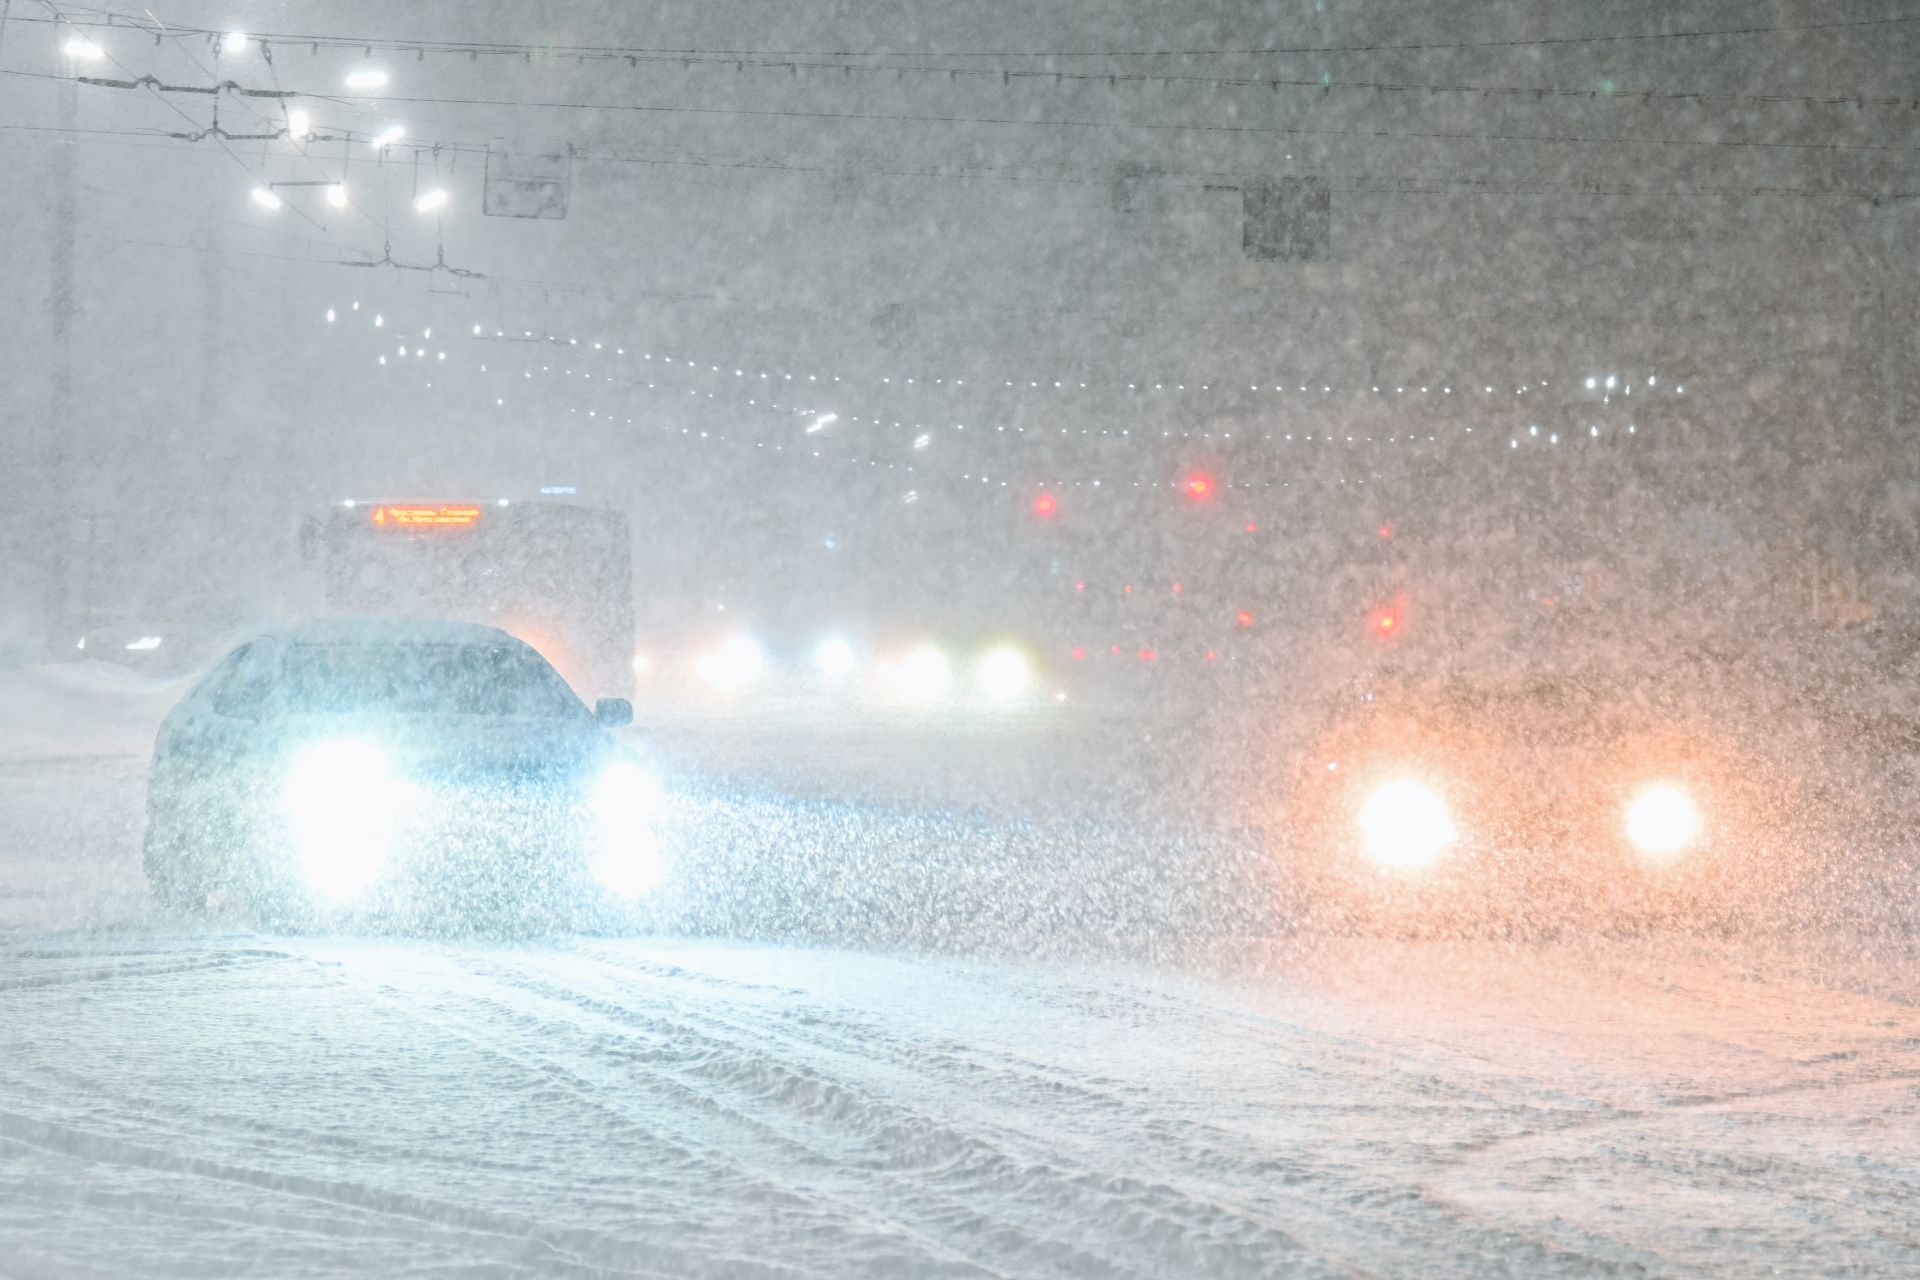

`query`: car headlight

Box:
[1625,784,1700,857]
[282,741,405,902]
[1358,779,1457,868]
[590,762,670,899]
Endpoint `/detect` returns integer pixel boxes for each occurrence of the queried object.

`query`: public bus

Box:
[299,500,636,699]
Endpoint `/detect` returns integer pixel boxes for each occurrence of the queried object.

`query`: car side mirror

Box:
[594,697,633,728]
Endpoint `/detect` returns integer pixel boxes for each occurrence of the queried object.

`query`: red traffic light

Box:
[1235,609,1254,628]
[1033,492,1059,518]
[1184,472,1215,500]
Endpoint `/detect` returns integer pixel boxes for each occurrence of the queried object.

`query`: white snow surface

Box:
[3,664,1920,1278]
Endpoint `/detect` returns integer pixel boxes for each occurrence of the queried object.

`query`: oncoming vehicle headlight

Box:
[1625,784,1700,857]
[282,740,405,903]
[590,762,670,899]
[976,647,1031,703]
[1358,779,1457,868]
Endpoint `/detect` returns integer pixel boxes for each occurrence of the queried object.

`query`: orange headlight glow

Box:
[1625,784,1701,857]
[1358,779,1457,868]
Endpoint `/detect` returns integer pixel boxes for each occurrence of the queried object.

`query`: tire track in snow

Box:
[355,945,1315,1279]
[300,943,1009,1280]
[482,947,1643,1278]
[0,1109,692,1280]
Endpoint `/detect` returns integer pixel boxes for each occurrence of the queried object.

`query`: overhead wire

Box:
[26,4,1920,61]
[27,1,355,248]
[17,5,1920,116]
[313,86,1920,158]
[18,65,1907,159]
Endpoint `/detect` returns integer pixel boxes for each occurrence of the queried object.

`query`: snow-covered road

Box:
[3,932,1920,1277]
[4,663,1920,1277]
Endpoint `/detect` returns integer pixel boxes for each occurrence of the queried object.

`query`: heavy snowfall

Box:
[5,1,1920,1276]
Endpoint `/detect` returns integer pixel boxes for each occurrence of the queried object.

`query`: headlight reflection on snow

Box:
[1358,779,1457,868]
[283,740,406,902]
[590,762,670,899]
[1625,783,1701,857]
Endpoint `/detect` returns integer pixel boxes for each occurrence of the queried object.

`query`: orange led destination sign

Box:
[370,504,484,529]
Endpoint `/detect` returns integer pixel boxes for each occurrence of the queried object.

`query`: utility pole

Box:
[43,67,77,645]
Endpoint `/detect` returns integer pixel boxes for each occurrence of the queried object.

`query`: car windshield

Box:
[273,642,581,718]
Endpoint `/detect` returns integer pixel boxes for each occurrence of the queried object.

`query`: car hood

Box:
[271,712,616,781]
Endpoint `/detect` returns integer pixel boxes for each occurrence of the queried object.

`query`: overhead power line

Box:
[23,6,1920,115]
[28,5,1920,60]
[38,61,1920,157]
[342,86,1920,157]
[31,65,1900,159]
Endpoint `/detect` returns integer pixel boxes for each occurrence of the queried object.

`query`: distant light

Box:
[1586,377,1597,389]
[324,183,348,208]
[1236,609,1254,628]
[977,647,1032,702]
[287,108,312,140]
[1184,471,1215,500]
[815,637,856,679]
[345,68,389,90]
[696,635,765,692]
[539,485,577,495]
[372,125,405,148]
[1071,645,1086,660]
[125,636,164,652]
[62,37,103,59]
[1626,784,1701,856]
[497,498,510,507]
[224,31,250,54]
[414,188,448,214]
[76,636,86,651]
[884,646,951,702]
[1605,375,1617,389]
[631,653,654,677]
[1032,491,1058,517]
[805,412,837,434]
[373,314,383,327]
[250,186,283,211]
[325,308,335,322]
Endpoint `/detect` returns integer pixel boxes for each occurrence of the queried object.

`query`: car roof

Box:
[267,617,524,648]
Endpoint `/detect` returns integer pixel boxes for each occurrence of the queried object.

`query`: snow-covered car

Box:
[1272,666,1830,932]
[142,619,666,929]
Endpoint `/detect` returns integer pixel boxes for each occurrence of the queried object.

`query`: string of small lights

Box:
[326,303,1686,501]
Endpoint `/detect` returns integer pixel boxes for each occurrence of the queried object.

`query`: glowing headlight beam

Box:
[1358,779,1456,868]
[883,645,951,702]
[976,647,1031,702]
[590,762,670,899]
[1625,784,1700,857]
[695,635,764,691]
[815,637,856,679]
[282,740,405,903]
